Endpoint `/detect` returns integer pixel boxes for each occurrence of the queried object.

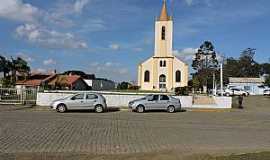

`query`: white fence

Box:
[36,91,232,109]
[0,88,37,105]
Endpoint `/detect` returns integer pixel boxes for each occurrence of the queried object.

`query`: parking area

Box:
[0,96,270,159]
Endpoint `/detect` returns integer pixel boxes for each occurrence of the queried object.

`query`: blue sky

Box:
[0,0,269,82]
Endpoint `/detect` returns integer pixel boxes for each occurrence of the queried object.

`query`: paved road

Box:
[0,96,270,156]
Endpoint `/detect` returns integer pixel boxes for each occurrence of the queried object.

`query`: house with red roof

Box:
[16,73,90,91]
[46,75,89,90]
[16,73,56,90]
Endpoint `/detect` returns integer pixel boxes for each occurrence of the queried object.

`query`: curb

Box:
[186,109,231,112]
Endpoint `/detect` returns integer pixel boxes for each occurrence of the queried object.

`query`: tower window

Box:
[160,60,166,67]
[176,70,181,82]
[161,26,166,40]
[144,70,150,82]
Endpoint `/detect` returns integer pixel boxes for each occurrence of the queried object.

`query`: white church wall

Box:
[139,58,154,90]
[173,58,189,87]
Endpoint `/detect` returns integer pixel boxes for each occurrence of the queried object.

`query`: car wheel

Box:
[95,105,104,113]
[225,93,230,97]
[136,105,145,113]
[167,105,175,113]
[57,104,67,113]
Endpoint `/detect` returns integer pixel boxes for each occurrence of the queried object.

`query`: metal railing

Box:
[0,88,37,105]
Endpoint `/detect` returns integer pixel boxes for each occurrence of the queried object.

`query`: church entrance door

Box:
[159,74,166,91]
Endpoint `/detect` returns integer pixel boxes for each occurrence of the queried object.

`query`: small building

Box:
[228,77,266,95]
[84,78,115,91]
[47,75,89,90]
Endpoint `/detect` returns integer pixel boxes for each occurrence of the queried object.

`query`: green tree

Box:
[192,41,219,92]
[117,82,131,90]
[0,55,11,78]
[238,48,260,77]
[265,76,270,87]
[223,48,261,84]
[260,63,270,75]
[10,57,30,83]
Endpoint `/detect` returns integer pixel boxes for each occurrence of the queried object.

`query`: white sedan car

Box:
[225,88,249,96]
[51,93,107,113]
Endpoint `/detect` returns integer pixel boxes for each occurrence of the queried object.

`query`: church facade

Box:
[137,0,189,91]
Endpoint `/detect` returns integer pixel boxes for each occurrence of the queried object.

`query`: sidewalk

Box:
[0,104,34,112]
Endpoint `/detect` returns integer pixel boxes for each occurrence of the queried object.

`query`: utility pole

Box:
[220,63,223,96]
[213,72,216,96]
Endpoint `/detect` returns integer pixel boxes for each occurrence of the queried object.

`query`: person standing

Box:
[238,95,244,109]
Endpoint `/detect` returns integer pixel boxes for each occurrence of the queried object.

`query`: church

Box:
[137,0,189,91]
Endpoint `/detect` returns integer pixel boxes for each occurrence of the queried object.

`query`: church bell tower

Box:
[154,0,173,58]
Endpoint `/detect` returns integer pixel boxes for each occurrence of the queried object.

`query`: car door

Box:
[234,89,240,95]
[158,95,170,110]
[66,93,86,110]
[145,95,159,110]
[85,94,98,109]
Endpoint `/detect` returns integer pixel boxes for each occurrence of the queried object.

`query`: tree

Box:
[10,57,30,83]
[238,48,260,77]
[260,63,270,75]
[0,55,11,78]
[265,76,270,87]
[0,55,31,86]
[63,70,95,79]
[117,82,131,90]
[223,48,261,84]
[192,41,219,92]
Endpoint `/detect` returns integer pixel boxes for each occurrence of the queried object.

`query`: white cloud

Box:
[174,48,198,62]
[185,0,193,6]
[74,0,89,13]
[78,19,107,32]
[0,0,39,22]
[16,24,88,49]
[16,52,34,63]
[134,48,143,52]
[43,59,56,65]
[89,62,130,81]
[109,44,120,50]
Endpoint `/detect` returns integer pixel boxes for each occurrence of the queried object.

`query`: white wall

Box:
[36,92,192,107]
[36,91,231,109]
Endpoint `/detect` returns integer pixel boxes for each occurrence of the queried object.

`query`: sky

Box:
[0,0,269,82]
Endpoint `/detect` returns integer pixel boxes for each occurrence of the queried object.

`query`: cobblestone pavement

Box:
[0,96,270,156]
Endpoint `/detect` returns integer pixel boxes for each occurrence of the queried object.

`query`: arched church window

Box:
[176,70,181,82]
[159,74,166,82]
[161,26,166,40]
[163,61,166,67]
[144,71,150,82]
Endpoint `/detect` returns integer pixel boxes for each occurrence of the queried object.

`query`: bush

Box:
[175,87,189,96]
[128,85,140,90]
